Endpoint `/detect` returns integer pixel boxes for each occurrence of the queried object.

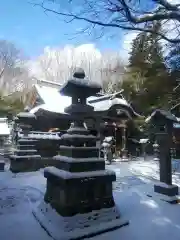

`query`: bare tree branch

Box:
[31,0,180,43]
[155,0,180,11]
[0,40,30,95]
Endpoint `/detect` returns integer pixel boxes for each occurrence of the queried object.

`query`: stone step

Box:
[17,145,35,150]
[13,149,37,156]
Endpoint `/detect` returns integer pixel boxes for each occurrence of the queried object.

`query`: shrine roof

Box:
[29,84,140,117]
[88,95,132,112]
[0,118,10,136]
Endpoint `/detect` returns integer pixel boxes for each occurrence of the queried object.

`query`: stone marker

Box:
[33,68,128,240]
[154,132,179,203]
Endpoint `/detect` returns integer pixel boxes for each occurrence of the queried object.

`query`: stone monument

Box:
[10,112,41,173]
[154,130,179,203]
[33,68,128,240]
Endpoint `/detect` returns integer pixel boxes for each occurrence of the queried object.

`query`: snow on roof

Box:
[30,84,138,116]
[0,118,8,122]
[32,84,71,114]
[88,95,129,112]
[0,119,10,136]
[30,103,70,115]
[36,79,62,88]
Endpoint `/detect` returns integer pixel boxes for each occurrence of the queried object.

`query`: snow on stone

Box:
[29,133,60,140]
[44,166,115,179]
[10,155,41,159]
[33,200,125,240]
[53,155,104,163]
[0,159,180,239]
[21,132,61,140]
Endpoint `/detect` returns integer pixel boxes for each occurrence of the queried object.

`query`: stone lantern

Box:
[10,112,41,173]
[16,112,36,137]
[153,130,179,203]
[33,68,128,240]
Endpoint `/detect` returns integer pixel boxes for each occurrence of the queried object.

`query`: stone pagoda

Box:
[33,68,128,240]
[10,112,41,173]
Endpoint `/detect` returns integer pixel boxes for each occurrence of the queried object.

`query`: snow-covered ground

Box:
[0,158,180,239]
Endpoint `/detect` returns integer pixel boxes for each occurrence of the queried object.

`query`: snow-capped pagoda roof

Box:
[29,82,140,118]
[0,118,10,136]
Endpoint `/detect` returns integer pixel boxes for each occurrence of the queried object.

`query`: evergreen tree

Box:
[125,21,170,114]
[166,43,180,107]
[129,32,149,71]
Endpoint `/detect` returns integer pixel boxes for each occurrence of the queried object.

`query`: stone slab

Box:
[154,182,178,197]
[33,201,129,240]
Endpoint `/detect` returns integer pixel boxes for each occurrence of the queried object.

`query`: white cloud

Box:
[28,43,103,83]
[28,42,127,86]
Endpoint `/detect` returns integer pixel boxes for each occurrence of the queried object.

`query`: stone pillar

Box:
[154,132,179,203]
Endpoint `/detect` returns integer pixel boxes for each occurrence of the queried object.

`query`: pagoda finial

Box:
[73,67,85,79]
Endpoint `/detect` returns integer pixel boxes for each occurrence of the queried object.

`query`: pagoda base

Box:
[10,155,41,173]
[43,166,117,216]
[33,201,128,240]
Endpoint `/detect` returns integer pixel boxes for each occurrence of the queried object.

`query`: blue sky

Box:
[0,0,124,58]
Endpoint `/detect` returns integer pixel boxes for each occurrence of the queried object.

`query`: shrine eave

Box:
[145,109,179,124]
